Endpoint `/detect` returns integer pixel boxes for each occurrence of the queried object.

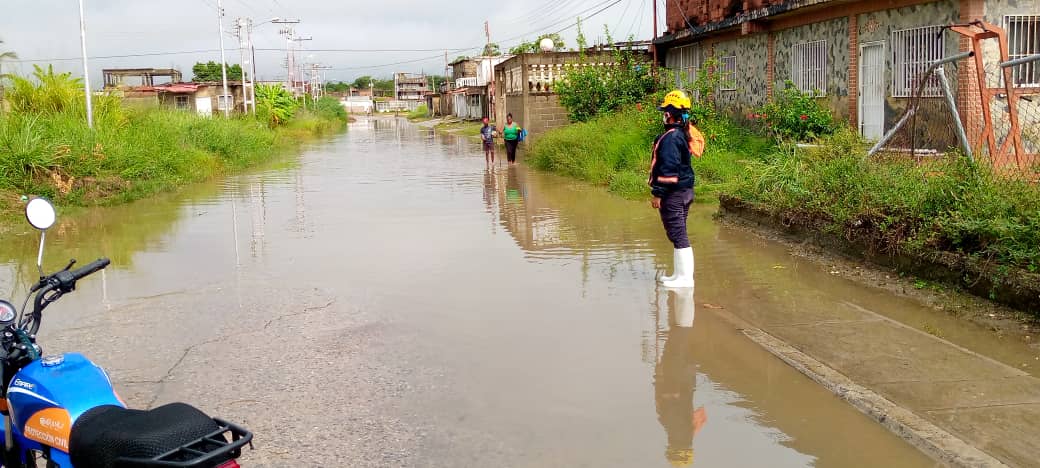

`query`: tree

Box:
[191,61,242,82]
[0,39,17,80]
[373,78,394,92]
[325,81,351,93]
[482,43,501,56]
[508,33,566,55]
[352,75,374,89]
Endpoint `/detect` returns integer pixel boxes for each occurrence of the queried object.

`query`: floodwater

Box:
[0,116,1000,467]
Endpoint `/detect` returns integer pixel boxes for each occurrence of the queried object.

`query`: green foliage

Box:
[509,33,567,54]
[407,104,429,120]
[325,81,351,93]
[191,61,242,82]
[255,84,299,127]
[311,96,348,121]
[754,81,836,141]
[352,76,373,89]
[731,129,1040,270]
[483,43,501,56]
[529,99,770,199]
[555,45,655,122]
[5,65,123,125]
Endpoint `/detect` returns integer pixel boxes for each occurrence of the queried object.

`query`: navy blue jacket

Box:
[649,123,695,198]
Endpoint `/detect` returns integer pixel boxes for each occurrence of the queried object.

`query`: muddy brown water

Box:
[6,116,1029,467]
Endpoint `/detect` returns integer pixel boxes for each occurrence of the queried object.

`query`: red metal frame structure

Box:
[948,21,1027,169]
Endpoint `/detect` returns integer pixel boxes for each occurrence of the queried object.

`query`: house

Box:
[449,56,512,120]
[394,73,429,101]
[493,51,648,138]
[653,0,1039,143]
[156,81,247,116]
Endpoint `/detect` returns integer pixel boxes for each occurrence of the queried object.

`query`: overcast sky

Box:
[2,0,663,86]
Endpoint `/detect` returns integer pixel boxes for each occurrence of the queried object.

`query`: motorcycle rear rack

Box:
[113,418,253,467]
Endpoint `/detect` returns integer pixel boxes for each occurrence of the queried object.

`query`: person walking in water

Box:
[651,90,697,288]
[502,113,521,165]
[480,117,496,166]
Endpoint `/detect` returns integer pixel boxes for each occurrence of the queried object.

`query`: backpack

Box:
[688,124,706,157]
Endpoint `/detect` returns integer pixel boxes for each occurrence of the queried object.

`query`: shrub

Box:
[255,84,299,127]
[755,81,836,142]
[555,47,655,122]
[407,104,429,120]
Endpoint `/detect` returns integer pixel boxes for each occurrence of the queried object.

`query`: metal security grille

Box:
[892,25,946,97]
[666,43,703,85]
[1006,15,1040,86]
[719,55,737,91]
[791,40,828,95]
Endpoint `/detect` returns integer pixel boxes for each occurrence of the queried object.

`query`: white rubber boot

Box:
[672,288,696,328]
[658,249,681,283]
[662,247,694,289]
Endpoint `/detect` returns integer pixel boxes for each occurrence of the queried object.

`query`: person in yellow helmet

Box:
[650,90,697,288]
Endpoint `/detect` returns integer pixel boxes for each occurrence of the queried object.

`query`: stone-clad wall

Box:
[772,17,851,118]
[712,34,770,115]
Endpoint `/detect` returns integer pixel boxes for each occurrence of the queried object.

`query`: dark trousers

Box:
[505,139,519,163]
[659,188,694,249]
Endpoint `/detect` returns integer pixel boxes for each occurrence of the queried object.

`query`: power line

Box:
[11,49,226,63]
[611,0,638,39]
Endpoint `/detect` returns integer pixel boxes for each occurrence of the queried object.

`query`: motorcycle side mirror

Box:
[25,198,56,231]
[24,198,56,277]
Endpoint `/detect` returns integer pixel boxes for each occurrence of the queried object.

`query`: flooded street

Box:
[0,117,964,467]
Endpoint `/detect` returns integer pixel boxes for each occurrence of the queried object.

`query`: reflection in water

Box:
[655,287,706,467]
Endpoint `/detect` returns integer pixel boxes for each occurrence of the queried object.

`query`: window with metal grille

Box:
[175,96,189,109]
[1006,15,1040,86]
[719,56,737,91]
[666,43,703,85]
[791,40,828,95]
[892,26,946,97]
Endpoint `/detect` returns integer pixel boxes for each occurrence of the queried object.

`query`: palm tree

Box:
[0,39,15,111]
[0,39,16,78]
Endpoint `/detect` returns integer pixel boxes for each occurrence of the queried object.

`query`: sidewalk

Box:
[725,296,1037,467]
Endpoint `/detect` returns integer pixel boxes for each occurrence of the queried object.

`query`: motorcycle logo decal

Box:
[11,379,35,390]
[23,407,71,452]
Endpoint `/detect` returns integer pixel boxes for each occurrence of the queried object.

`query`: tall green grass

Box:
[731,128,1040,271]
[527,105,772,199]
[0,68,346,210]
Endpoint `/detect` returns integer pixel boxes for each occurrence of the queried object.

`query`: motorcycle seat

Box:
[69,402,225,468]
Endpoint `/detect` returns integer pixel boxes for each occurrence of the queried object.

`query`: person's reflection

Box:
[483,168,498,212]
[655,287,707,467]
[505,165,523,204]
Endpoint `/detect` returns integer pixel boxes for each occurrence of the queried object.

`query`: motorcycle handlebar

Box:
[67,258,110,283]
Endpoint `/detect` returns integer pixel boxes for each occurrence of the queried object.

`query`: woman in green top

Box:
[503,113,521,165]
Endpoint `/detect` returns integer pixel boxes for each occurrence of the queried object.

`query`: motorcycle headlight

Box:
[0,301,15,325]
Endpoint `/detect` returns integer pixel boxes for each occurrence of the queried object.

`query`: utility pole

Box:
[77,0,93,128]
[217,0,231,117]
[235,17,255,114]
[651,0,659,71]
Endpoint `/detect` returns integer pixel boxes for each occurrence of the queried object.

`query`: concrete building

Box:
[447,56,512,120]
[102,68,182,89]
[654,0,1040,142]
[394,73,429,101]
[493,51,644,139]
[156,81,247,116]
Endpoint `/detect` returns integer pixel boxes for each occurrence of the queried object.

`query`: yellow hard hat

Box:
[659,90,692,112]
[666,447,694,467]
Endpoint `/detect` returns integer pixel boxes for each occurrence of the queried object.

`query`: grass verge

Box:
[0,107,346,212]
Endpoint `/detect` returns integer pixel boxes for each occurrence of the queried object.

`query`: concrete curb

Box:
[741,327,1009,468]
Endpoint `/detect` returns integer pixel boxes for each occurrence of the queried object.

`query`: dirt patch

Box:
[718,195,1040,341]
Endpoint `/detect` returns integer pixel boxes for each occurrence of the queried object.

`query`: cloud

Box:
[2,0,657,84]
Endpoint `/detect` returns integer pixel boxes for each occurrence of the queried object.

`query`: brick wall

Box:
[957,0,986,149]
[524,93,570,138]
[848,15,859,130]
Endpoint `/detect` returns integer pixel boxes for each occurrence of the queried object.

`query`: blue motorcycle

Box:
[0,199,252,468]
